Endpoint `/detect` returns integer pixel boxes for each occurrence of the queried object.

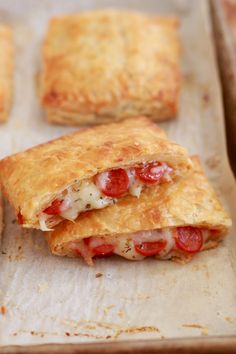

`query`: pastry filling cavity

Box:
[39,162,173,230]
[68,227,211,265]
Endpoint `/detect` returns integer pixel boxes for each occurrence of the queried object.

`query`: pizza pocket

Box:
[0,117,192,230]
[0,25,13,122]
[40,10,180,125]
[46,157,232,265]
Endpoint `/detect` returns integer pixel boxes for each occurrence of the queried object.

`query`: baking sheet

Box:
[0,0,236,348]
[211,0,236,174]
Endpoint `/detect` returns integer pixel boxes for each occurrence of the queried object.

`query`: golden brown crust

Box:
[40,10,180,125]
[47,156,232,255]
[0,25,13,122]
[0,117,192,228]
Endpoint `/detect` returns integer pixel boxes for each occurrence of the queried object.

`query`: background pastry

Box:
[40,10,180,125]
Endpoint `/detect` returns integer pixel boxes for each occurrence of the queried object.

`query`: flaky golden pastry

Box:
[0,117,192,229]
[0,25,13,122]
[40,10,180,125]
[47,157,231,262]
[0,190,3,242]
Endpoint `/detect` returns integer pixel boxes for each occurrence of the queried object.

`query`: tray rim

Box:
[1,0,236,353]
[1,335,236,354]
[210,0,236,174]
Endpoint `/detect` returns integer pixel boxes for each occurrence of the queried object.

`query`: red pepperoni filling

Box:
[95,168,129,198]
[93,244,114,257]
[175,227,203,253]
[70,226,206,264]
[85,237,114,257]
[43,199,63,215]
[75,248,81,256]
[135,240,167,256]
[135,162,171,184]
[17,212,24,225]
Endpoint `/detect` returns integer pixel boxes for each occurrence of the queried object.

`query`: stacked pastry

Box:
[0,117,231,265]
[0,10,231,265]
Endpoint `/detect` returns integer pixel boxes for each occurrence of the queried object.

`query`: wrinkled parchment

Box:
[0,0,235,347]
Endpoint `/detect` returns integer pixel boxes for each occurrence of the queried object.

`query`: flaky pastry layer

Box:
[0,117,192,228]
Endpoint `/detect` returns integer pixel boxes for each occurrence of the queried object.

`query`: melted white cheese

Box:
[39,213,53,231]
[40,168,143,227]
[132,228,175,258]
[68,229,176,263]
[68,227,210,265]
[127,169,143,197]
[40,164,172,228]
[104,228,176,260]
[61,181,115,220]
[113,236,144,260]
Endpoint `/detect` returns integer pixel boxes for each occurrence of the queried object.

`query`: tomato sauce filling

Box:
[67,227,217,265]
[38,162,173,230]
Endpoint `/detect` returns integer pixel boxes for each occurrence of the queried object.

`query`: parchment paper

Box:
[0,0,235,347]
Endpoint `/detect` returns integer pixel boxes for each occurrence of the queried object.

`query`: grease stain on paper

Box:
[182,323,209,336]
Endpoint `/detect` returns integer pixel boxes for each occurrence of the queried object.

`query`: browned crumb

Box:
[225,316,236,323]
[71,332,105,339]
[137,293,150,300]
[65,332,70,336]
[182,323,209,335]
[0,306,7,315]
[118,311,125,318]
[95,272,103,278]
[202,92,210,104]
[201,328,209,336]
[114,326,159,339]
[205,155,220,169]
[182,324,205,329]
[104,305,115,315]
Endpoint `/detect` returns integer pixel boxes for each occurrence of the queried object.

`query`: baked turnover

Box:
[0,117,192,230]
[0,25,13,122]
[40,10,180,125]
[47,157,231,265]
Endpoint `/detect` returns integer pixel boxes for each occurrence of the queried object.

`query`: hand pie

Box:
[40,10,180,125]
[0,25,13,122]
[46,157,232,265]
[0,117,192,230]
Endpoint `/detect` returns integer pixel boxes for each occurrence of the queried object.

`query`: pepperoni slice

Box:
[95,168,129,198]
[135,241,167,256]
[93,244,114,256]
[85,237,114,257]
[135,162,170,184]
[43,199,63,215]
[175,227,203,253]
